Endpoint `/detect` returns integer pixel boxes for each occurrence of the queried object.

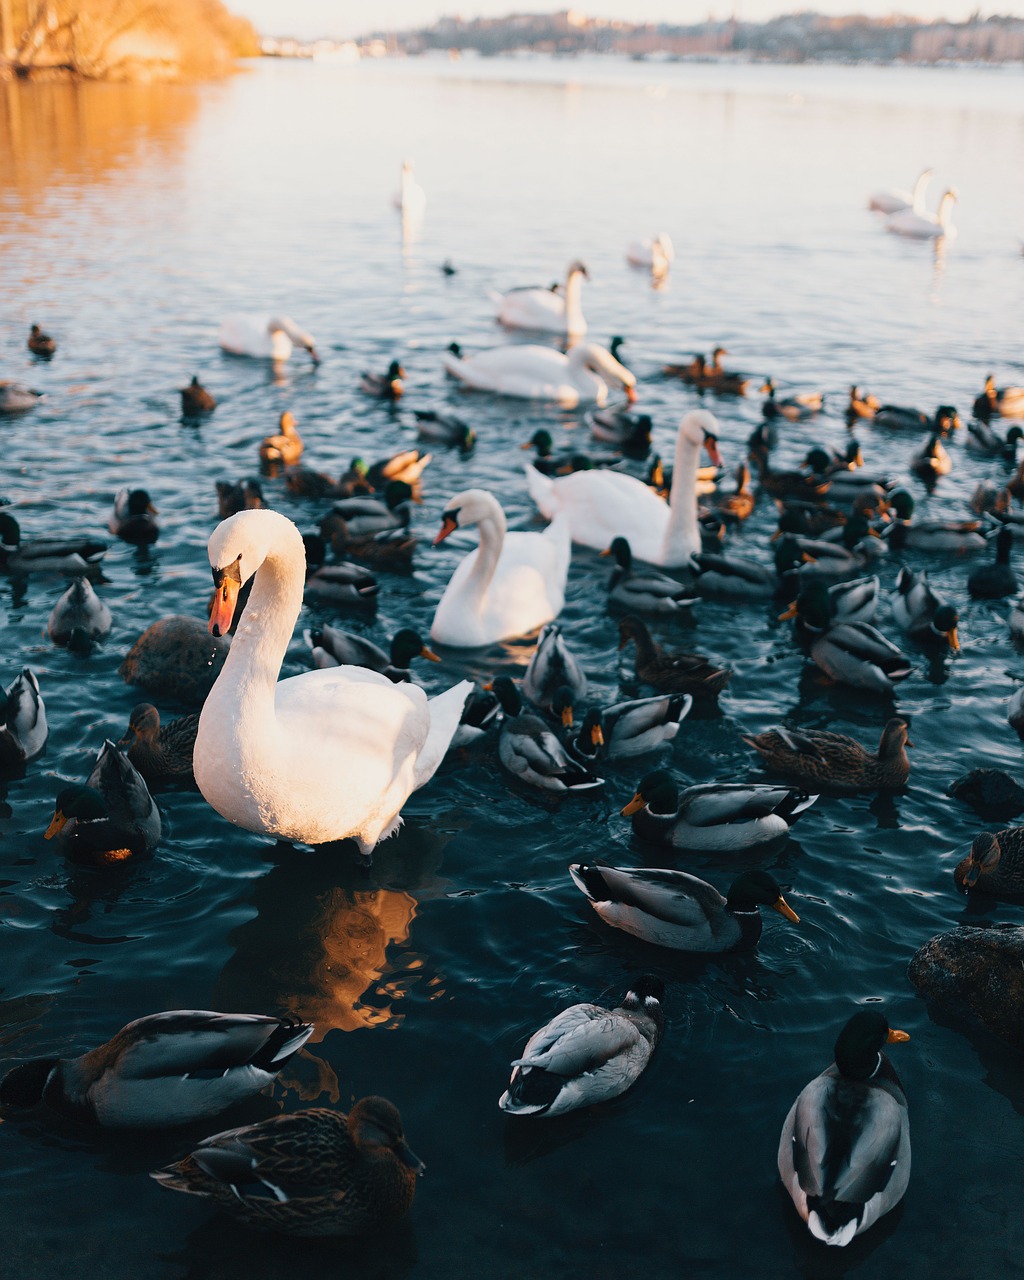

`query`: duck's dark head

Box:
[604,536,633,569]
[45,784,106,838]
[384,480,414,511]
[125,489,157,518]
[804,447,832,477]
[0,1058,61,1109]
[879,717,913,758]
[842,514,878,550]
[833,1010,909,1081]
[622,974,665,1009]
[550,685,576,729]
[621,770,677,817]
[617,615,650,650]
[578,707,604,751]
[725,870,799,922]
[934,404,961,433]
[930,604,960,651]
[962,831,1001,887]
[489,675,521,717]
[391,629,440,669]
[524,429,554,458]
[0,513,20,549]
[119,703,161,749]
[350,1097,424,1174]
[888,488,915,522]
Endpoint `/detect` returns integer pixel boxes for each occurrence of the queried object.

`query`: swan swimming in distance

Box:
[886,188,958,241]
[492,260,589,338]
[867,168,932,215]
[442,340,636,408]
[218,313,319,363]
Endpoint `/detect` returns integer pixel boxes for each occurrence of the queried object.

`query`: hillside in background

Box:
[0,0,259,80]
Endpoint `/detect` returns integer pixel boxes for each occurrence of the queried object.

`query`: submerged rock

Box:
[908,925,1024,1052]
[948,768,1024,820]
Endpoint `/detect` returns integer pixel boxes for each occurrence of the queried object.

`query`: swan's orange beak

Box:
[209,577,239,637]
[625,384,638,404]
[433,515,458,546]
[704,436,723,468]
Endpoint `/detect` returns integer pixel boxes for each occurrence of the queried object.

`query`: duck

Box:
[526,410,723,567]
[117,704,200,789]
[778,579,881,638]
[662,352,707,382]
[891,568,960,650]
[561,692,692,762]
[868,168,933,214]
[152,1097,423,1236]
[744,718,912,794]
[569,863,799,953]
[776,518,882,588]
[320,482,415,558]
[498,976,664,1117]
[883,490,986,553]
[304,561,381,609]
[259,411,303,466]
[216,478,265,519]
[360,359,405,400]
[218,313,319,364]
[847,385,881,420]
[968,526,1017,599]
[180,375,216,415]
[750,451,830,504]
[804,616,913,694]
[491,676,603,794]
[873,402,960,433]
[605,537,699,616]
[522,428,623,477]
[108,488,159,545]
[45,740,161,865]
[304,625,439,681]
[626,233,675,271]
[974,374,1024,421]
[430,489,570,648]
[966,418,1024,459]
[712,463,756,523]
[689,551,775,600]
[886,187,957,239]
[47,577,112,647]
[621,769,816,852]
[523,623,586,715]
[955,829,1024,898]
[412,409,475,451]
[700,347,751,396]
[761,378,823,421]
[618,615,731,698]
[196,511,471,855]
[0,669,47,772]
[282,468,345,500]
[443,340,636,408]
[365,450,432,494]
[645,452,720,502]
[448,684,501,752]
[119,614,231,706]
[0,1011,313,1128]
[493,260,589,338]
[778,1010,911,1248]
[27,324,56,357]
[909,432,951,484]
[0,382,43,413]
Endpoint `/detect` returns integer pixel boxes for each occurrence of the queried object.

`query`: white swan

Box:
[525,409,722,567]
[218,314,319,364]
[493,261,588,338]
[886,188,958,240]
[868,169,933,215]
[626,233,674,274]
[393,159,426,223]
[430,489,571,648]
[442,341,636,408]
[194,510,471,854]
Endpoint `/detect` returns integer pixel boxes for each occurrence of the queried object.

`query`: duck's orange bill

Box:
[209,577,239,637]
[561,705,574,728]
[433,515,458,546]
[44,810,67,840]
[772,896,800,924]
[421,646,442,663]
[621,792,645,817]
[778,602,799,621]
[887,1028,910,1043]
[591,724,605,747]
[947,627,960,652]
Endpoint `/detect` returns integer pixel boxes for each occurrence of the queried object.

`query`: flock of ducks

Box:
[3,167,1024,1249]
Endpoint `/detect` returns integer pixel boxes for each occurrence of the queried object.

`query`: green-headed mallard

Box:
[954,829,1024,898]
[413,409,475,451]
[320,481,415,554]
[360,359,405,400]
[618,615,730,697]
[304,561,381,608]
[779,578,880,638]
[44,740,160,864]
[109,488,159,545]
[47,577,112,647]
[0,1011,311,1127]
[492,676,602,794]
[974,374,1024,421]
[966,417,1023,459]
[180,375,215,415]
[587,405,653,457]
[0,668,47,772]
[366,449,431,493]
[605,537,699,616]
[891,568,959,650]
[743,718,912,793]
[884,489,985,553]
[523,622,586,715]
[968,526,1017,599]
[0,512,106,576]
[776,517,883,588]
[621,769,816,852]
[153,1098,423,1235]
[498,977,664,1117]
[874,402,959,433]
[569,863,799,952]
[562,693,692,762]
[304,625,438,681]
[259,411,303,466]
[809,618,912,694]
[778,1010,910,1248]
[118,704,199,789]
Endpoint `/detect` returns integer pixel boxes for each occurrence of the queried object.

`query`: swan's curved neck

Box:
[938,193,955,228]
[464,506,506,606]
[564,270,585,333]
[661,429,702,559]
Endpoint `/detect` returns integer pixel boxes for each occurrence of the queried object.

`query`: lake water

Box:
[1,52,1024,1280]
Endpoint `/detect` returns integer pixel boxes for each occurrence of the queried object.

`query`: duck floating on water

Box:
[744,717,912,793]
[0,668,47,772]
[27,324,56,358]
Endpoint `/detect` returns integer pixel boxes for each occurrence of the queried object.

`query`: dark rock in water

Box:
[119,615,229,706]
[948,768,1024,820]
[908,925,1024,1052]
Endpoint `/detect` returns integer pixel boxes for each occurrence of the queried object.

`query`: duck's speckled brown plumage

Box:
[119,704,199,788]
[618,615,730,697]
[153,1099,421,1237]
[954,829,1024,899]
[743,718,911,794]
[119,616,230,706]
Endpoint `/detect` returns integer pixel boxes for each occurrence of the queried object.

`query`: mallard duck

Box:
[587,405,653,457]
[743,718,912,794]
[413,409,475,451]
[955,829,1024,898]
[28,324,56,357]
[283,468,347,500]
[260,411,303,466]
[605,538,699,616]
[119,615,230,706]
[968,526,1017,599]
[320,482,415,554]
[806,617,912,694]
[0,512,106,575]
[491,676,602,794]
[180,375,215,415]
[910,432,951,484]
[0,669,47,772]
[569,863,799,952]
[152,1098,423,1236]
[874,403,960,433]
[974,374,1024,421]
[948,767,1024,818]
[364,451,431,494]
[521,428,620,477]
[776,518,882,588]
[498,977,664,1117]
[779,1010,910,1248]
[523,623,586,714]
[662,352,706,382]
[761,378,823,421]
[891,568,959,650]
[216,478,264,519]
[45,740,161,865]
[884,490,985,553]
[109,488,159,545]
[0,1011,311,1127]
[0,381,43,413]
[336,457,373,496]
[304,561,381,608]
[618,615,730,697]
[804,447,894,505]
[448,685,501,751]
[621,769,816,852]
[360,359,405,400]
[645,452,720,502]
[117,704,199,788]
[966,418,1024,458]
[750,450,829,503]
[304,625,439,681]
[779,578,881,636]
[712,463,755,523]
[562,693,692,762]
[700,348,750,396]
[690,551,775,600]
[47,577,112,647]
[847,385,880,420]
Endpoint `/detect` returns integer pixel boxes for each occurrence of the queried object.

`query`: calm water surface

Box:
[1,55,1024,1280]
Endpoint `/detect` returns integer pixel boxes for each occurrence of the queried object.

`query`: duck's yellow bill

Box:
[421,646,442,663]
[887,1028,910,1043]
[772,896,800,924]
[44,811,67,840]
[778,602,799,621]
[621,792,645,817]
[560,705,574,728]
[947,627,960,652]
[592,725,605,747]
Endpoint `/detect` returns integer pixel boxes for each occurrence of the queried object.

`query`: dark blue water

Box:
[1,56,1024,1280]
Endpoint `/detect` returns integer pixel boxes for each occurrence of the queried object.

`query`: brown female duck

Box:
[743,717,912,794]
[618,615,730,697]
[955,829,1024,899]
[118,703,199,789]
[259,411,303,466]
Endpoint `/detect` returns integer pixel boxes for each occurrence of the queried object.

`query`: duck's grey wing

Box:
[102,1012,313,1080]
[514,1006,642,1076]
[681,783,803,825]
[586,864,725,925]
[828,622,909,664]
[606,694,692,739]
